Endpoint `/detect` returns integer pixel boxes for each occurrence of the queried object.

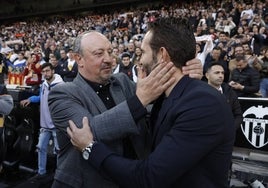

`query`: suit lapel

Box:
[151,76,193,147]
[73,75,107,113]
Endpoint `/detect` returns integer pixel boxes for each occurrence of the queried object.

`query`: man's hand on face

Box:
[67,117,93,151]
[182,58,203,79]
[136,61,176,106]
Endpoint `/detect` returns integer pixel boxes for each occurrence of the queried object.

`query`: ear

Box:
[159,47,171,62]
[205,72,209,79]
[74,53,82,61]
[74,53,83,67]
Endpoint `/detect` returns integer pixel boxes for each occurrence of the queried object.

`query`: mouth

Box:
[102,66,112,72]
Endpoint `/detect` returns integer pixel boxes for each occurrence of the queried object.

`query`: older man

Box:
[48,28,203,188]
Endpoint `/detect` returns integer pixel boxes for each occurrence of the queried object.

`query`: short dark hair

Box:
[235,54,246,62]
[41,62,54,70]
[121,52,131,59]
[147,17,196,69]
[206,62,224,73]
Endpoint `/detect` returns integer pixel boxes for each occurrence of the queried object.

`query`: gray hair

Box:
[72,30,95,56]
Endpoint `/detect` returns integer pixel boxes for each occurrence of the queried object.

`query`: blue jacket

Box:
[29,74,63,129]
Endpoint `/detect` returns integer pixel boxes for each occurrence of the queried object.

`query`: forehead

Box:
[42,66,52,71]
[82,32,112,50]
[211,65,224,72]
[235,47,243,51]
[141,31,152,51]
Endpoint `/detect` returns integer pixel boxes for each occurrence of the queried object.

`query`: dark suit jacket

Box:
[221,82,243,129]
[89,76,235,188]
[48,73,148,188]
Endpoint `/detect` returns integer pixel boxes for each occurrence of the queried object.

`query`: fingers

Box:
[82,117,89,129]
[182,58,203,79]
[149,61,173,78]
[137,66,146,79]
[67,120,75,137]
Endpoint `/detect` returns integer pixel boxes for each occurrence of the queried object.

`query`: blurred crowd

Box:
[0,0,268,97]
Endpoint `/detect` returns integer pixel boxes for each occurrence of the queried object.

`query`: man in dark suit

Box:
[48,29,203,187]
[205,62,243,129]
[67,17,235,188]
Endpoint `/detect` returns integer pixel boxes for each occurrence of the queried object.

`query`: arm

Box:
[49,83,139,143]
[0,95,13,115]
[229,90,243,130]
[49,62,176,143]
[68,91,233,188]
[245,70,260,94]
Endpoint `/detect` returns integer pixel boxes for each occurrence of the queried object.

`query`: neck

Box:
[164,69,183,97]
[208,81,220,89]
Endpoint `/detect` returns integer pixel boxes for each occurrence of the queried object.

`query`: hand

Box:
[67,117,93,151]
[136,61,176,106]
[229,81,243,90]
[20,99,31,107]
[182,58,203,79]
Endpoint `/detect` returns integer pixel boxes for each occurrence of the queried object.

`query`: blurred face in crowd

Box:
[135,47,142,57]
[60,50,67,59]
[127,42,135,52]
[76,32,113,84]
[242,44,251,54]
[112,48,119,56]
[234,46,244,56]
[68,50,75,60]
[118,44,125,53]
[206,65,224,88]
[50,57,58,66]
[212,49,221,61]
[111,55,118,70]
[121,56,131,67]
[218,33,227,42]
[42,66,54,82]
[18,53,25,60]
[236,59,248,71]
[31,54,37,63]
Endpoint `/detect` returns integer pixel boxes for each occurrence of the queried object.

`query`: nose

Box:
[103,52,113,63]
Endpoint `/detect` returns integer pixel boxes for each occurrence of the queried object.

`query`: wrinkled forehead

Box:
[82,32,112,50]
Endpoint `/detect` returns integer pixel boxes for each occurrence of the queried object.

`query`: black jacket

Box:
[222,82,243,129]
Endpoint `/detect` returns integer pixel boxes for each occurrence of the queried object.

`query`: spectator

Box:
[259,49,268,97]
[229,55,260,97]
[229,44,261,72]
[49,56,61,75]
[113,52,137,82]
[13,51,26,70]
[23,53,42,86]
[20,62,63,179]
[61,49,78,82]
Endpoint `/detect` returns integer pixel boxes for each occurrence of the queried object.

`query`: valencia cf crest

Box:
[241,105,268,148]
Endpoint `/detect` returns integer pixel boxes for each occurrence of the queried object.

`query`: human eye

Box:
[93,50,104,57]
[108,49,113,55]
